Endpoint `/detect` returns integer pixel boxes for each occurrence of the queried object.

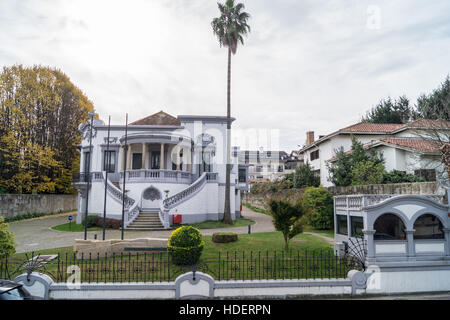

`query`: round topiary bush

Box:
[212,232,238,243]
[168,226,204,265]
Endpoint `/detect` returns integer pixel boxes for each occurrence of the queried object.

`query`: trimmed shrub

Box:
[382,170,426,183]
[82,214,99,228]
[302,186,333,230]
[0,216,16,258]
[95,217,122,229]
[168,226,204,265]
[212,232,238,243]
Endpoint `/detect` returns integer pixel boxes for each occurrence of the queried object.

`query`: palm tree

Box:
[212,0,250,224]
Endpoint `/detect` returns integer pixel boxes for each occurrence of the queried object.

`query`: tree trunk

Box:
[284,234,289,253]
[223,47,232,225]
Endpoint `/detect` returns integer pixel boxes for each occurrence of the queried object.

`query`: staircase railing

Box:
[101,172,141,228]
[101,172,135,208]
[125,201,140,228]
[159,173,208,228]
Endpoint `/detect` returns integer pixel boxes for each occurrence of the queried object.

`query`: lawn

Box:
[242,202,335,238]
[1,231,351,283]
[51,222,102,232]
[180,218,255,230]
[303,225,335,238]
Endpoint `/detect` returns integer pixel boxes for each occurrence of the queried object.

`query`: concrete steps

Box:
[126,211,166,231]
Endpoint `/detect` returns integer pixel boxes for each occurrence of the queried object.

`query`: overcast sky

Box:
[1,0,449,152]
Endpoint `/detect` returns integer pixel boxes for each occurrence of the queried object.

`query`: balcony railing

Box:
[73,172,103,183]
[334,194,445,210]
[119,169,194,184]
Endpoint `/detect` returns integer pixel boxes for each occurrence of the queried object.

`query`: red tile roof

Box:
[340,122,405,133]
[129,111,181,126]
[380,138,442,152]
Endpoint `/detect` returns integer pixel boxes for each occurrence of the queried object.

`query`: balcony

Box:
[120,169,194,184]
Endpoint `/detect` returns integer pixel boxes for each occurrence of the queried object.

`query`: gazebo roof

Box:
[129,111,181,126]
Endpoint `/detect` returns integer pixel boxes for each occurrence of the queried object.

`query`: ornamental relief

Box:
[143,187,162,201]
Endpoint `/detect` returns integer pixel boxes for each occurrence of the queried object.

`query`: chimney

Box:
[306,131,315,146]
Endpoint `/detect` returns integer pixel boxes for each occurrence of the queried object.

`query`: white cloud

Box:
[0,0,449,151]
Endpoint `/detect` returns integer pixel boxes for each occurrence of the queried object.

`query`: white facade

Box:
[74,111,243,228]
[298,121,448,187]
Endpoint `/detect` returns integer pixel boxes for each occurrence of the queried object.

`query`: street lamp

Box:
[84,111,96,240]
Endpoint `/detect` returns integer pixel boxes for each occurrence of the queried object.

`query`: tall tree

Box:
[362,95,415,124]
[212,0,250,224]
[0,65,94,194]
[416,75,450,121]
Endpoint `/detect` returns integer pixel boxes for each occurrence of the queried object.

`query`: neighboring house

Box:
[282,151,303,172]
[238,150,296,183]
[74,110,245,230]
[298,119,450,187]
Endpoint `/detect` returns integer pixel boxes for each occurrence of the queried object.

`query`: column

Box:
[186,146,192,173]
[443,228,450,257]
[405,229,416,261]
[160,143,165,169]
[142,143,147,169]
[363,229,376,261]
[127,144,132,170]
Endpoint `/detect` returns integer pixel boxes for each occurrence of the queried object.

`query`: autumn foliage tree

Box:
[0,65,94,194]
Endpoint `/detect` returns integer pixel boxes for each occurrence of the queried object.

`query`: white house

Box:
[237,150,301,183]
[74,111,245,230]
[298,119,449,187]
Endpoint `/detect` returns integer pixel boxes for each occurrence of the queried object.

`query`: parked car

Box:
[0,280,33,300]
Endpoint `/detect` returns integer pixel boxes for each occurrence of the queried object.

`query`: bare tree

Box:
[410,120,450,188]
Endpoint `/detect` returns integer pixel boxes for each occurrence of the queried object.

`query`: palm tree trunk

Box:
[223,47,232,224]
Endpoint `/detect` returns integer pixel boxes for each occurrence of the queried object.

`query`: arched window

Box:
[413,214,444,239]
[374,213,406,240]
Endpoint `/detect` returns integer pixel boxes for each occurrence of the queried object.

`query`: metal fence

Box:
[0,249,359,283]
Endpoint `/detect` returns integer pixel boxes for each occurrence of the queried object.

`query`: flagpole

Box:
[121,113,128,240]
[102,115,111,240]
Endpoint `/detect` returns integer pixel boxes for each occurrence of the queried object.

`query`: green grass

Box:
[51,222,102,232]
[3,231,348,283]
[242,202,270,215]
[303,225,335,238]
[180,218,255,230]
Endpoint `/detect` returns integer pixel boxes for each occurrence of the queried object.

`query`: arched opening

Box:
[374,213,406,240]
[413,214,444,239]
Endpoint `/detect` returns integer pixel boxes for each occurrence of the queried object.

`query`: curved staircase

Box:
[126,210,166,231]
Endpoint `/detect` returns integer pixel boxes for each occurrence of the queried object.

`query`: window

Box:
[256,166,263,172]
[238,168,246,183]
[351,216,364,238]
[151,151,161,169]
[310,150,319,161]
[132,153,142,170]
[374,214,406,240]
[257,151,260,163]
[103,151,116,173]
[413,214,444,239]
[337,215,348,235]
[267,151,271,157]
[278,165,283,172]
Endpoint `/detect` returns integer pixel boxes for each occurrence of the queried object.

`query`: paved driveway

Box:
[9,206,275,253]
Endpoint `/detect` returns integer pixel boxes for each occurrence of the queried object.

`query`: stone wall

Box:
[0,194,77,219]
[243,181,446,211]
